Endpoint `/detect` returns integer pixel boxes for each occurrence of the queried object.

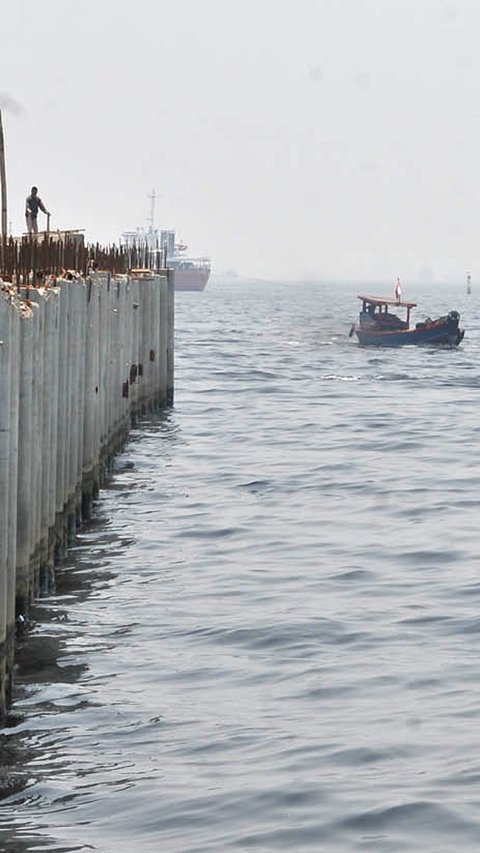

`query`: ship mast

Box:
[147,189,156,231]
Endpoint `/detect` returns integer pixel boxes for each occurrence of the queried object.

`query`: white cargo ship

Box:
[157,229,210,292]
[121,193,211,292]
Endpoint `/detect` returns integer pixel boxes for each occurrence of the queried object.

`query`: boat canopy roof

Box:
[358,294,417,309]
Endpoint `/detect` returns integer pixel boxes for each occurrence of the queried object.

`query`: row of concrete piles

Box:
[0,270,174,719]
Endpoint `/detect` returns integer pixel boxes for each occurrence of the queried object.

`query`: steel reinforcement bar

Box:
[0,234,167,283]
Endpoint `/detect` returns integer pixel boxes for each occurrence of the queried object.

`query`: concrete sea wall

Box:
[0,271,174,718]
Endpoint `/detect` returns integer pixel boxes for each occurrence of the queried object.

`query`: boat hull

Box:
[172,266,210,292]
[355,316,464,348]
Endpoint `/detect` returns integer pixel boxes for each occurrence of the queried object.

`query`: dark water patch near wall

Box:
[0,279,479,852]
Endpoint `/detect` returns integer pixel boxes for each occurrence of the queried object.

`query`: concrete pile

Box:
[0,271,174,718]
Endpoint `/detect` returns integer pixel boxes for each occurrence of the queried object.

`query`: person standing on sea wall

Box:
[25,186,50,235]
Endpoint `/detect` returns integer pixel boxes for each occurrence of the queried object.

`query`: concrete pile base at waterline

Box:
[0,270,174,718]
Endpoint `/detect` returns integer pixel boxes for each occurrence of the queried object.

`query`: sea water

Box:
[0,277,479,852]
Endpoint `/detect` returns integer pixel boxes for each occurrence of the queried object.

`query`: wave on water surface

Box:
[1,278,479,852]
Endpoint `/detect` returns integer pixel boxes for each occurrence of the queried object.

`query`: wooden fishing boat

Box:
[349,294,465,347]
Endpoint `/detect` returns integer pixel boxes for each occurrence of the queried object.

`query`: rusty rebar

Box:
[0,234,154,282]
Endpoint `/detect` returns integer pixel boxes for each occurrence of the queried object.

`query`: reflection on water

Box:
[0,512,126,852]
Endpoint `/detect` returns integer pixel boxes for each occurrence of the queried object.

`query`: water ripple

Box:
[2,279,480,852]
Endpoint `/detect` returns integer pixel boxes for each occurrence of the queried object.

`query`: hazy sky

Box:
[1,0,479,281]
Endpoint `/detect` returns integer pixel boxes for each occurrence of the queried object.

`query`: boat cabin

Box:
[358,294,417,331]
